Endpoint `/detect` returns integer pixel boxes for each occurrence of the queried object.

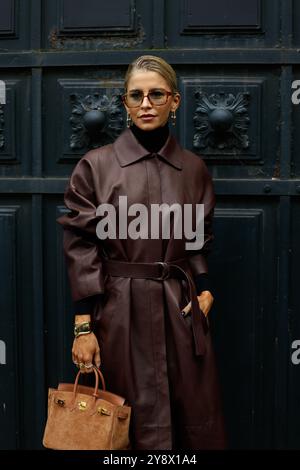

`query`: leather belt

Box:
[102,258,208,356]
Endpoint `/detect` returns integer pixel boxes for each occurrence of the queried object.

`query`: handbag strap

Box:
[94,366,106,392]
[73,366,106,399]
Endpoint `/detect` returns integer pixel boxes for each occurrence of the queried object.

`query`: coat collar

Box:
[113,128,182,170]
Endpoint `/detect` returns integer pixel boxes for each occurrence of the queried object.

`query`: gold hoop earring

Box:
[126,113,132,128]
[171,111,176,127]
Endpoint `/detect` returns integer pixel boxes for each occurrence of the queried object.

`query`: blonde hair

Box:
[124,55,178,94]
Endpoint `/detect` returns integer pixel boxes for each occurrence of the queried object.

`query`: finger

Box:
[73,360,80,368]
[79,363,87,374]
[82,361,93,374]
[199,305,208,316]
[82,355,92,365]
[181,301,191,316]
[197,296,207,315]
[94,349,101,369]
[200,299,212,317]
[72,351,80,366]
[201,305,211,318]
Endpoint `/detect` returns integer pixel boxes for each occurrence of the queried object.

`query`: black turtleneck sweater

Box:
[73,124,211,315]
[130,122,170,154]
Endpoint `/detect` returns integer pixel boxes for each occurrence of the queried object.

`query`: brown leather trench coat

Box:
[57,128,226,450]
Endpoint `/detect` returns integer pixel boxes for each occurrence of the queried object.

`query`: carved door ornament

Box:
[69,92,124,150]
[193,91,250,151]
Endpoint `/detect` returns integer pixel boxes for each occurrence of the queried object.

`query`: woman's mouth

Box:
[140,115,156,121]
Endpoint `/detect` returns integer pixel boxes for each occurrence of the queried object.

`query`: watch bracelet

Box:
[74,321,92,337]
[75,330,92,338]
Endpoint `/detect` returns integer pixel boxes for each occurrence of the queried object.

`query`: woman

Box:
[57,55,226,450]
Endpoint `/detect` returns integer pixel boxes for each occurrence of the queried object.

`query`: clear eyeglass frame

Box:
[122,88,174,108]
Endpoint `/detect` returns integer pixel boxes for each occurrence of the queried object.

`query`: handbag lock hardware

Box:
[97,407,111,416]
[78,401,87,411]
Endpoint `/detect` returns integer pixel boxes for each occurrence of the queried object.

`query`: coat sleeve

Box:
[186,160,216,277]
[56,154,105,302]
[194,272,212,294]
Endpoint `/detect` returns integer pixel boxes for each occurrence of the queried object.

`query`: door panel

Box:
[43,0,152,50]
[165,0,280,47]
[211,200,278,448]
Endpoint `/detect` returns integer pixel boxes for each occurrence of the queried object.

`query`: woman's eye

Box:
[129,92,142,100]
[151,91,164,98]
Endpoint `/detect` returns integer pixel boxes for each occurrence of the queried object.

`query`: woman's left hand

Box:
[181,290,214,317]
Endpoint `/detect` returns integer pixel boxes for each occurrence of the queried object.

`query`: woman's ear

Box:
[171,93,181,112]
[121,94,129,114]
[123,102,129,114]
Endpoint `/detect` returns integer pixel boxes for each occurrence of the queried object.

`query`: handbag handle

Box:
[94,366,106,392]
[73,366,106,399]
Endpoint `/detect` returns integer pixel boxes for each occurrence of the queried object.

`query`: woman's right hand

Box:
[72,332,101,373]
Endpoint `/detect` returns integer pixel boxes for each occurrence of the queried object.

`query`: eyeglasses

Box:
[122,88,174,108]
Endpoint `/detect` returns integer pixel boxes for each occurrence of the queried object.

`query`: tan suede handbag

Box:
[42,366,131,450]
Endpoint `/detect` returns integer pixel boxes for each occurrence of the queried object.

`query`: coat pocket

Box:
[181,310,193,328]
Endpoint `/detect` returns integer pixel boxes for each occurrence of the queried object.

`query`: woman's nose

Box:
[141,95,152,108]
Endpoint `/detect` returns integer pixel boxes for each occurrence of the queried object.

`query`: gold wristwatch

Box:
[74,321,92,338]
